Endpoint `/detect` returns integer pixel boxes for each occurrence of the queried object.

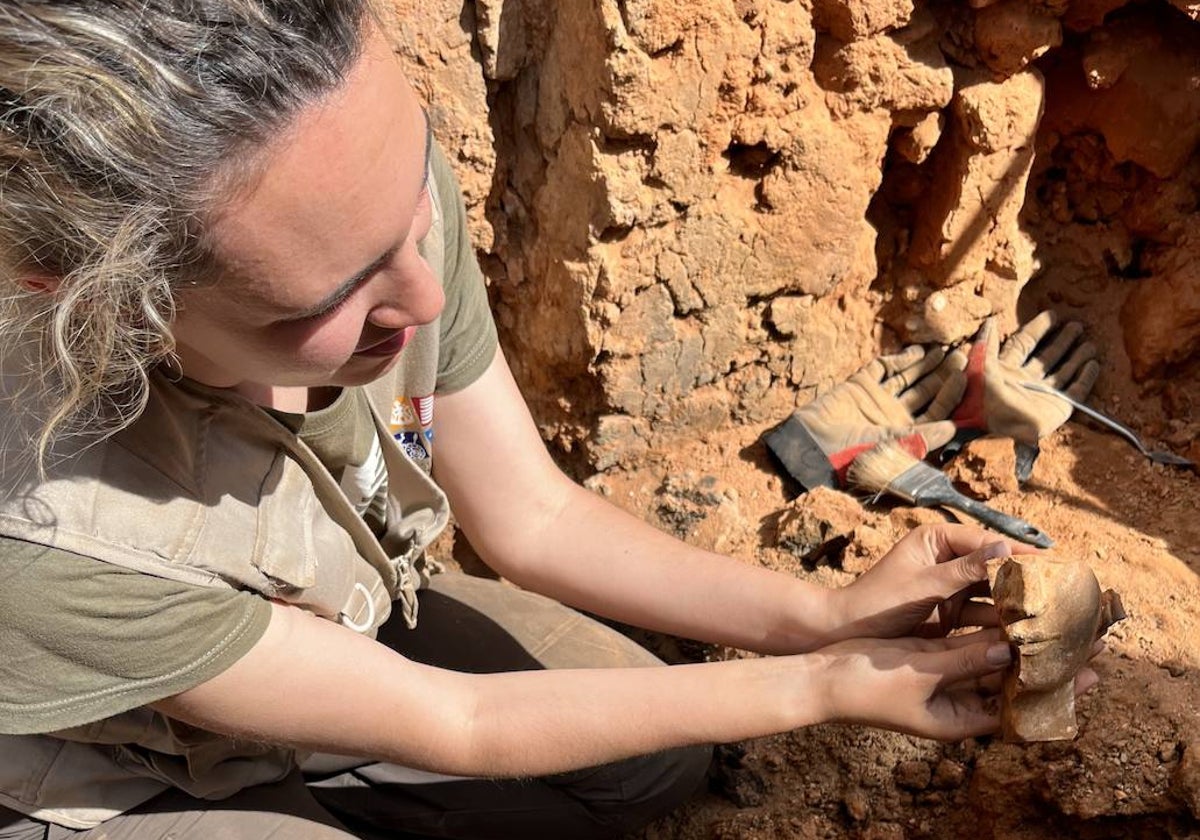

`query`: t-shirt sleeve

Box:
[430,143,499,394]
[0,537,272,735]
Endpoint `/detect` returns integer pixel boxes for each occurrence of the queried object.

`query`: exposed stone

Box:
[813,22,955,119]
[943,436,1021,498]
[476,0,531,80]
[975,0,1062,78]
[842,523,897,574]
[904,67,1044,339]
[655,473,743,551]
[844,786,871,821]
[893,111,944,164]
[766,295,863,388]
[893,277,994,344]
[1169,0,1200,20]
[1043,13,1200,179]
[1121,219,1200,380]
[932,758,968,789]
[587,414,652,472]
[773,486,864,566]
[812,0,914,42]
[895,759,933,791]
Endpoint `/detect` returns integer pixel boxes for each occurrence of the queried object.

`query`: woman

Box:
[0,2,1093,838]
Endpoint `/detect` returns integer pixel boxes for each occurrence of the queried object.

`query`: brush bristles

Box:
[847,440,923,495]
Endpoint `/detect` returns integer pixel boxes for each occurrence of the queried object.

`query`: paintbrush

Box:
[848,441,1054,548]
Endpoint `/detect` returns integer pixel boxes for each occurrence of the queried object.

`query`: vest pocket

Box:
[0,734,67,806]
[253,450,377,624]
[0,736,167,829]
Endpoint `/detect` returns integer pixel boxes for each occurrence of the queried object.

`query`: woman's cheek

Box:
[273,316,364,370]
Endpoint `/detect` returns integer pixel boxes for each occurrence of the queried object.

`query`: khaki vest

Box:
[0,166,452,829]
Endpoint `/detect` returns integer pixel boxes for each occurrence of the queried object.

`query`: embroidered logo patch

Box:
[389,395,435,470]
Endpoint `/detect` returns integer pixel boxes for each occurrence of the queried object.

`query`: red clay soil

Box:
[599,278,1200,838]
[611,416,1198,839]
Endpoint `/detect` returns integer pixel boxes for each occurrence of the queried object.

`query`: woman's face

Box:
[171,27,445,395]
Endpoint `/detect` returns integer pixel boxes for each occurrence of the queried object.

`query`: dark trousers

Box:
[0,574,711,839]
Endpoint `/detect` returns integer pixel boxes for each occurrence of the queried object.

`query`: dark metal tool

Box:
[1022,381,1196,468]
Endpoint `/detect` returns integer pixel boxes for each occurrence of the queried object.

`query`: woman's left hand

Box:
[828,523,1038,642]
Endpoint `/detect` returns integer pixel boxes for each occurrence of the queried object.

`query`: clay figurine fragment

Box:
[987,555,1126,742]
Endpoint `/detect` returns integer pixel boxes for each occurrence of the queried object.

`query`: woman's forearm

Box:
[464,478,845,656]
[155,602,828,778]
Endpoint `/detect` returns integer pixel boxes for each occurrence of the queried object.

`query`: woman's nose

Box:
[366,253,444,330]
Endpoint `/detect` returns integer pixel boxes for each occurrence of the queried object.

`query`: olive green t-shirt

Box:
[0,145,497,735]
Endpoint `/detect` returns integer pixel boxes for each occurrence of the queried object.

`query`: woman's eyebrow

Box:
[285,246,398,321]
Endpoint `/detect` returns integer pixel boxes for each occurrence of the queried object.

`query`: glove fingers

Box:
[877,345,929,381]
[899,373,946,413]
[1064,359,1101,403]
[999,310,1057,366]
[912,419,958,450]
[1047,339,1098,389]
[886,346,947,398]
[1029,321,1085,379]
[916,353,968,421]
[859,358,887,383]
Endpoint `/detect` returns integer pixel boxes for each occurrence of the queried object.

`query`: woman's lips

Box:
[354,326,414,357]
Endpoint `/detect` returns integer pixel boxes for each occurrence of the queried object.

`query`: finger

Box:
[972,316,1001,361]
[907,522,1040,567]
[883,346,946,397]
[876,345,927,380]
[928,689,1001,740]
[913,348,968,421]
[943,670,1005,695]
[1065,359,1101,402]
[999,311,1058,366]
[932,626,1004,649]
[955,599,1000,628]
[894,346,948,409]
[1075,667,1099,696]
[1047,339,1098,389]
[1028,321,1085,379]
[929,541,1013,600]
[859,358,887,383]
[934,638,1014,691]
[939,590,998,633]
[911,419,957,451]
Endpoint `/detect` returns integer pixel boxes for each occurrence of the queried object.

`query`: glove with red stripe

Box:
[952,311,1100,447]
[765,345,967,491]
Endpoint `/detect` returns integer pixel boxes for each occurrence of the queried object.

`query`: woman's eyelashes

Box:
[279,189,432,327]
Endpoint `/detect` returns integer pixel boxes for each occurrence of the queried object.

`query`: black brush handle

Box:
[944,495,1055,548]
[905,466,1055,548]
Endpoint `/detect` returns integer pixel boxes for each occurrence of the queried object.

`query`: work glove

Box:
[950,311,1100,478]
[765,345,967,491]
[952,311,1100,444]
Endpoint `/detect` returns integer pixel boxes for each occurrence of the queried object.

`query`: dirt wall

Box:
[392,0,1198,474]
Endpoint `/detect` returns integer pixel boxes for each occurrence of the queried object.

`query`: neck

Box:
[233,384,339,413]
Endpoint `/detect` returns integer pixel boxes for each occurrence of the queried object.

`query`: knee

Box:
[571,745,712,837]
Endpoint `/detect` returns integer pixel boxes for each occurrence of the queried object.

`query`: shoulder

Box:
[0,536,271,734]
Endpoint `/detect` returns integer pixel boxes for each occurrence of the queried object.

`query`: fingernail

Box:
[1076,669,1100,693]
[979,542,1010,562]
[986,642,1013,666]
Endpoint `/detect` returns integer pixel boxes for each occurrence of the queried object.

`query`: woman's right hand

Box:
[804,630,1096,741]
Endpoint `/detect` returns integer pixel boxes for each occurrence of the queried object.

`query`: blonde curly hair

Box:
[0,0,380,472]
